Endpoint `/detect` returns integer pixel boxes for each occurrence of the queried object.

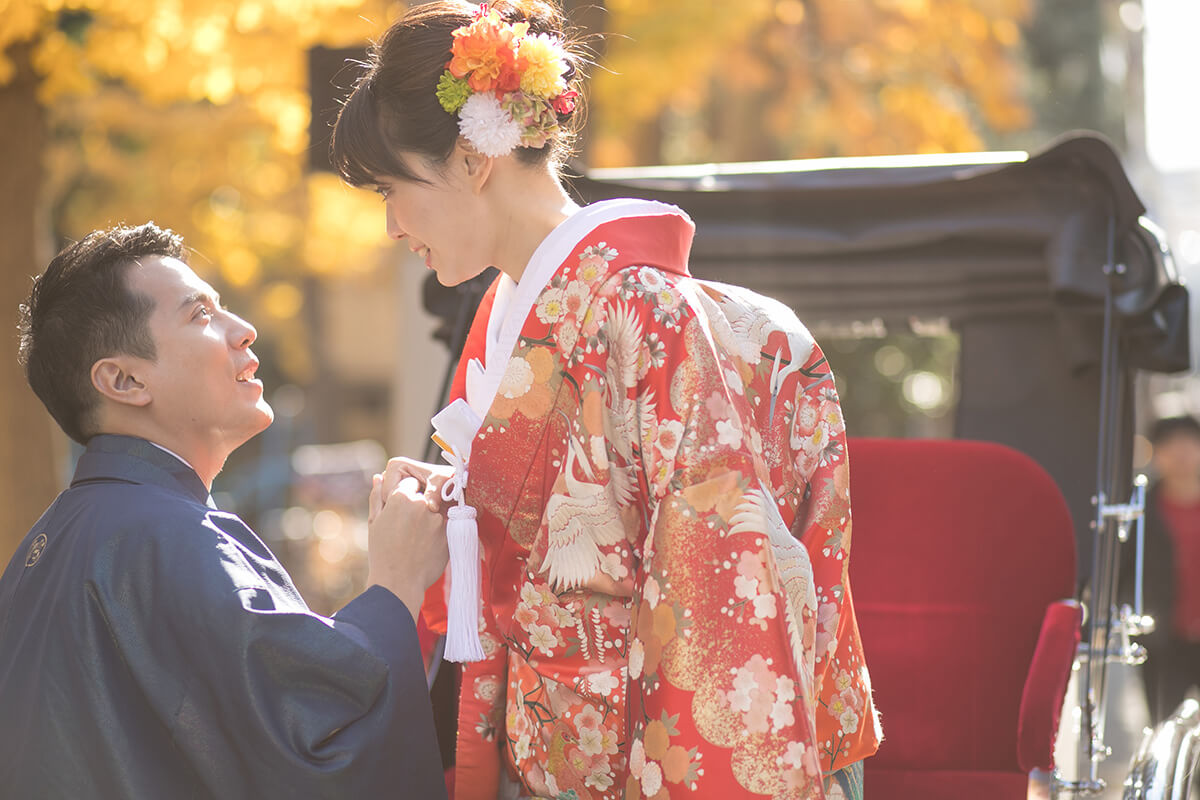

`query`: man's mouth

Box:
[235,361,260,384]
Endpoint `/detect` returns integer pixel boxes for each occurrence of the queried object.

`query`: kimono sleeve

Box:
[582,269,827,799]
[783,346,878,773]
[95,507,446,799]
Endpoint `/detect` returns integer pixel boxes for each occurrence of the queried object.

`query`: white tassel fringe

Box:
[444,503,484,662]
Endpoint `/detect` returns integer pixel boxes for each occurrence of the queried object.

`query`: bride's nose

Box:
[385,210,405,242]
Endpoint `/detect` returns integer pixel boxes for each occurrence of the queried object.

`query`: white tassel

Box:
[431,398,486,664]
[444,504,484,662]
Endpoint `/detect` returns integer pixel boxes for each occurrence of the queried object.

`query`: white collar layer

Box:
[463,198,688,421]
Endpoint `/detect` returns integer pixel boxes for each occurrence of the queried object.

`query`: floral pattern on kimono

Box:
[424,201,880,800]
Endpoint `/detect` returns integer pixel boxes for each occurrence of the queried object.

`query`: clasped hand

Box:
[364,457,455,622]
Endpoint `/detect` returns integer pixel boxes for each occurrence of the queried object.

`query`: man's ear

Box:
[459,142,494,194]
[91,357,152,408]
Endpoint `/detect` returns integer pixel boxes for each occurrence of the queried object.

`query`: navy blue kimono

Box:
[0,435,447,799]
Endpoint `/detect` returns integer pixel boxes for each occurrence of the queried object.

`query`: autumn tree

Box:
[590,0,1033,165]
[0,0,400,560]
[0,35,55,560]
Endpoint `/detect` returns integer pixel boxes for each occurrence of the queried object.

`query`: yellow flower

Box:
[517,33,567,98]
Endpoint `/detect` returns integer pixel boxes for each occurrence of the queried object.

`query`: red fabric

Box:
[848,438,1076,797]
[448,277,499,404]
[415,613,440,664]
[419,278,501,649]
[1159,495,1200,638]
[863,768,1029,800]
[425,278,500,800]
[1018,599,1082,772]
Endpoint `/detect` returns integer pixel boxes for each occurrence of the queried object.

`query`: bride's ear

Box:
[459,143,494,195]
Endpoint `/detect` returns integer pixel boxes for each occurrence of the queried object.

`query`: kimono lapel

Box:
[463,199,694,420]
[444,202,696,800]
[459,202,695,558]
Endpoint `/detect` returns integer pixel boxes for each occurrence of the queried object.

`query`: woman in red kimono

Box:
[331,3,880,798]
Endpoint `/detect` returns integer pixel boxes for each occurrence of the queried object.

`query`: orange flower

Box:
[661,745,691,784]
[642,720,671,760]
[448,10,528,93]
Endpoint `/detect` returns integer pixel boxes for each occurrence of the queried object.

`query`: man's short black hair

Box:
[17,223,185,444]
[1148,415,1200,446]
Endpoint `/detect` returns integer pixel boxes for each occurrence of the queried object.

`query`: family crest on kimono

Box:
[332,2,881,798]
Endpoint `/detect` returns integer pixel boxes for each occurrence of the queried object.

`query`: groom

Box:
[0,223,448,798]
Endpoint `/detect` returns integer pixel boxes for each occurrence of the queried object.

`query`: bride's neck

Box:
[487,162,579,284]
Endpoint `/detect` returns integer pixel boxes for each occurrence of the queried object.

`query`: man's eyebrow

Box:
[178,290,221,310]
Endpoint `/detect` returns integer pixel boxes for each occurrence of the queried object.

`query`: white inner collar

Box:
[463,198,688,422]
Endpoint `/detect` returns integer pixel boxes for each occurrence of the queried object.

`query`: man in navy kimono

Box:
[0,223,449,798]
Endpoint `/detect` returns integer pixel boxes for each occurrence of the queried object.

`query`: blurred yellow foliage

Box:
[304,172,388,277]
[262,280,304,320]
[2,0,1038,383]
[592,0,1033,164]
[1,0,394,103]
[2,0,407,383]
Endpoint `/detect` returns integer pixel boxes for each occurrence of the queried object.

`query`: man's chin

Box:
[252,401,275,434]
[231,403,275,448]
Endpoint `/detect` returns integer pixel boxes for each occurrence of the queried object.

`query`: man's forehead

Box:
[127,255,216,300]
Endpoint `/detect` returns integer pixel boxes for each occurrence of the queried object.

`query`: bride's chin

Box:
[438,266,487,287]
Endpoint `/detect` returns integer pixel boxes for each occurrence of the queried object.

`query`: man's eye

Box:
[196,306,213,319]
[375,185,390,200]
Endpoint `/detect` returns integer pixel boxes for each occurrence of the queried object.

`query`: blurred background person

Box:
[1129,415,1200,725]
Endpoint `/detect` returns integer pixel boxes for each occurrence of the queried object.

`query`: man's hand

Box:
[380,457,454,513]
[366,474,449,623]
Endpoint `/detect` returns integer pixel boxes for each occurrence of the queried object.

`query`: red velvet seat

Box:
[848,438,1081,800]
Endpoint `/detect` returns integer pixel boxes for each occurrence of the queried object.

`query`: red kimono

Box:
[426,199,880,799]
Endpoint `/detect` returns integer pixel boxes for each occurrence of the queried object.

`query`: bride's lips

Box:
[409,241,432,268]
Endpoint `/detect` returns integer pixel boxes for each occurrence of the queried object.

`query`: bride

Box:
[332,3,880,797]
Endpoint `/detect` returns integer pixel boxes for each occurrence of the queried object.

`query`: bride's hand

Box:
[379,456,454,514]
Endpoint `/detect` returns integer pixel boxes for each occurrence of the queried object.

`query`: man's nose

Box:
[228,313,257,348]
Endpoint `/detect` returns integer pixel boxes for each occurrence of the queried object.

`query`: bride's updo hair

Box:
[332,0,585,186]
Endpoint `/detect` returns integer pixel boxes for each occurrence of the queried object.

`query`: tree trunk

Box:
[0,44,60,561]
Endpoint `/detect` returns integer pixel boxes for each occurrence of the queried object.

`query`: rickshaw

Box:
[427,131,1191,798]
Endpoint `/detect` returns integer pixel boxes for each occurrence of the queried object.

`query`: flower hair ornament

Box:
[436,3,579,158]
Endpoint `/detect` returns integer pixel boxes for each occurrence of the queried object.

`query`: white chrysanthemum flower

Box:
[458,92,523,157]
[641,762,663,795]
